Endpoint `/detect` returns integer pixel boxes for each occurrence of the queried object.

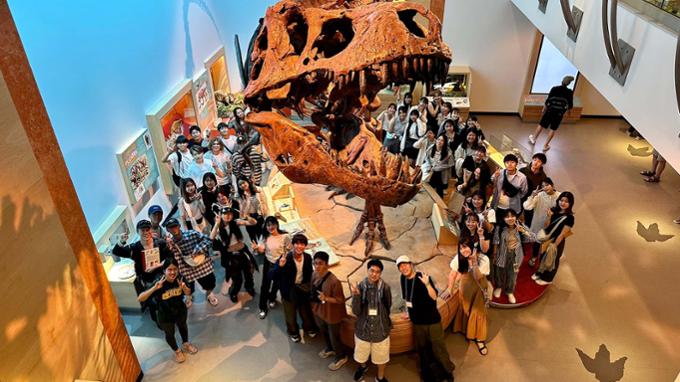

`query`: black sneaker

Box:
[229,294,238,303]
[290,334,301,343]
[353,365,368,381]
[307,331,318,338]
[246,288,256,296]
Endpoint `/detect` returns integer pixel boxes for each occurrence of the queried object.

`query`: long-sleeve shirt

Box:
[112,239,173,284]
[523,190,560,233]
[423,146,454,184]
[352,278,392,343]
[492,227,525,269]
[400,119,426,152]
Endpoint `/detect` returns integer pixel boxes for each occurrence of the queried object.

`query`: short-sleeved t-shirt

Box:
[449,254,491,276]
[152,279,187,323]
[545,213,575,240]
[400,272,440,325]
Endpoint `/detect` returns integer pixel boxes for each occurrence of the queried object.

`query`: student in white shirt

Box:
[400,109,427,164]
[187,145,218,188]
[162,135,193,187]
[204,138,233,187]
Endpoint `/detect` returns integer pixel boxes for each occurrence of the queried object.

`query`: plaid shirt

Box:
[168,230,214,282]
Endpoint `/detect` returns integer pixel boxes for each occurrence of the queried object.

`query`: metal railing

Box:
[642,0,679,18]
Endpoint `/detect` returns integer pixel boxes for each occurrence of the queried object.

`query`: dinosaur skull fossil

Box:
[244,0,451,208]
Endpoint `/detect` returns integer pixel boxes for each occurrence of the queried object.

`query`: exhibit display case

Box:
[435,65,472,119]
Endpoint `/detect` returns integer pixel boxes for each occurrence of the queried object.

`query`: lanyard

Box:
[402,274,417,304]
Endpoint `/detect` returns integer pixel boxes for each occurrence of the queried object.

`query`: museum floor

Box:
[124,115,680,382]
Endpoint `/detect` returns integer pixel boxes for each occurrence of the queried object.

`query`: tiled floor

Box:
[125,116,680,381]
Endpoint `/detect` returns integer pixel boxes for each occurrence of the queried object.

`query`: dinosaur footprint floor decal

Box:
[576,344,627,382]
[636,221,675,242]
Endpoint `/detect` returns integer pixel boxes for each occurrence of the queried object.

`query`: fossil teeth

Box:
[413,57,419,75]
[370,160,378,177]
[350,70,356,83]
[381,63,389,85]
[379,151,387,177]
[359,69,367,95]
[403,57,409,78]
[420,58,426,74]
[412,167,422,184]
[427,58,433,74]
[392,61,399,78]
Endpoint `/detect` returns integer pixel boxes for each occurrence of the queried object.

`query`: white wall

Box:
[442,0,537,112]
[512,0,680,171]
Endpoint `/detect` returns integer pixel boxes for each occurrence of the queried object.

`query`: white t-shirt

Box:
[263,234,290,264]
[204,151,232,185]
[187,159,215,187]
[168,150,194,178]
[220,135,238,154]
[449,254,490,276]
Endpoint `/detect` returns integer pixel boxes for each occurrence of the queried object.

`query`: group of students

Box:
[113,95,576,380]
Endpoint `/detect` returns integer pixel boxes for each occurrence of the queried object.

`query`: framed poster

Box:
[192,69,218,130]
[146,80,198,194]
[116,129,161,211]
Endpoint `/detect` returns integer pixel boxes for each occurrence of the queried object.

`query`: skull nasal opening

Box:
[397,9,427,38]
[286,10,308,55]
[312,17,354,59]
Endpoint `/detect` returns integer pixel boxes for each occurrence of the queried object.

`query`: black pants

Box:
[134,278,158,323]
[245,214,264,242]
[259,260,280,311]
[282,294,318,336]
[188,272,217,294]
[414,323,455,375]
[429,170,448,197]
[315,316,346,360]
[158,311,189,351]
[224,251,254,297]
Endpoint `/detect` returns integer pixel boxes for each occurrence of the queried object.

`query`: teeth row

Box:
[327,148,422,185]
[317,56,449,95]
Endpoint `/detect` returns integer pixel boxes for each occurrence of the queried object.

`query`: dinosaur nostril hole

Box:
[286,10,308,56]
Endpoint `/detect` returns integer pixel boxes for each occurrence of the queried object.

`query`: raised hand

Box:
[154,276,166,290]
[477,225,485,237]
[350,281,360,296]
[278,255,287,267]
[418,272,430,285]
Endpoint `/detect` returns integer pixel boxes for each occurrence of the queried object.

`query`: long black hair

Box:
[236,176,258,198]
[429,133,450,159]
[262,215,287,239]
[180,178,198,203]
[551,191,575,216]
[405,109,422,138]
[217,209,244,243]
[460,128,479,150]
[456,236,474,274]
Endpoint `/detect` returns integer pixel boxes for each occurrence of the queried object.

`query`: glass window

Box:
[530,36,579,94]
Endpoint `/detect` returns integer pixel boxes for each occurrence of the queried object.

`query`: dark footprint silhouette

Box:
[636,221,674,242]
[576,344,627,382]
[626,144,652,157]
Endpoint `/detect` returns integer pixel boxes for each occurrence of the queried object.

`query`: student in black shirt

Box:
[396,256,455,381]
[138,258,198,363]
[200,172,219,228]
[112,219,174,323]
[529,76,574,151]
[458,145,491,197]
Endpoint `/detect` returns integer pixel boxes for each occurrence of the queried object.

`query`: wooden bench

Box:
[519,94,582,123]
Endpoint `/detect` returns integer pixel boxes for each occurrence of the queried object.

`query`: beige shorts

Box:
[353,335,390,365]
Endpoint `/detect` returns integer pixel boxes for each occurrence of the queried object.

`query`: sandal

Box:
[640,170,655,176]
[474,340,488,356]
[543,144,551,152]
[644,176,660,183]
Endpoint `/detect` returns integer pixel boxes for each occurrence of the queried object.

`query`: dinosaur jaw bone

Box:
[246,111,420,207]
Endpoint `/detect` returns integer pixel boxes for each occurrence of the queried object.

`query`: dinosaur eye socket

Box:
[286,10,308,56]
[312,17,354,59]
[256,27,268,51]
[398,9,427,38]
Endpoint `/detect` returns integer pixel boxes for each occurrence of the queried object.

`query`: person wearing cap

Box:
[491,154,528,216]
[529,75,574,152]
[162,135,193,187]
[210,206,257,303]
[350,259,392,382]
[397,256,455,381]
[112,219,174,323]
[272,233,319,343]
[311,251,349,371]
[164,218,219,307]
[148,205,165,239]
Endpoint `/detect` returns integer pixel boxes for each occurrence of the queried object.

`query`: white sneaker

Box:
[493,288,502,298]
[535,279,552,286]
[507,293,516,304]
[528,135,536,145]
[207,293,219,306]
[185,296,193,309]
[258,310,267,319]
[220,280,230,296]
[531,273,540,281]
[268,301,276,309]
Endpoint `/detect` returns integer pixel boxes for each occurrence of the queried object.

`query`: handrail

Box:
[560,0,577,33]
[602,0,618,68]
[602,0,635,85]
[610,0,626,74]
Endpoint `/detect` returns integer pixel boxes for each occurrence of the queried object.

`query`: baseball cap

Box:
[148,205,163,215]
[396,255,412,266]
[136,219,152,230]
[164,218,180,228]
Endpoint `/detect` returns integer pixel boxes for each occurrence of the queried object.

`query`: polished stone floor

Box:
[125,116,680,382]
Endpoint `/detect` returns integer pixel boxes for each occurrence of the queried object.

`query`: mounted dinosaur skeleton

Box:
[241,0,452,255]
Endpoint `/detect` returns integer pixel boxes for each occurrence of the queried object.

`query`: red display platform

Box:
[490,243,549,308]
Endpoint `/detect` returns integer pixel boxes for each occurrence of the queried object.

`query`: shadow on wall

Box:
[0,195,119,381]
[183,0,221,78]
